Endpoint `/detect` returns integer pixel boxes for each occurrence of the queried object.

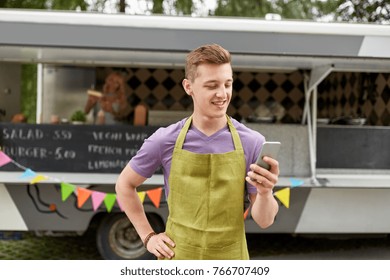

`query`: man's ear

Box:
[182,79,192,96]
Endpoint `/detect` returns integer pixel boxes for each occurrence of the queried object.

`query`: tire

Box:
[96,212,165,260]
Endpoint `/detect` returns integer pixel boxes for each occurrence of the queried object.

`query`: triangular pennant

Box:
[137,191,146,203]
[0,151,12,167]
[91,191,106,211]
[104,194,116,213]
[77,187,92,208]
[20,168,36,179]
[146,187,163,208]
[274,188,290,208]
[30,174,48,184]
[60,182,76,201]
[290,178,304,188]
[244,207,250,220]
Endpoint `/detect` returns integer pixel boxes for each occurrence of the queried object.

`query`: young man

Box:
[115,44,279,260]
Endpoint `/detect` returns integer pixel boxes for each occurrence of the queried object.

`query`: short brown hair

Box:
[185,44,231,81]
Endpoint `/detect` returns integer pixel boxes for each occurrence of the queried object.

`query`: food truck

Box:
[1,9,389,259]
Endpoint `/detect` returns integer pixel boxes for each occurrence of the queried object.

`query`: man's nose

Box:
[215,86,227,97]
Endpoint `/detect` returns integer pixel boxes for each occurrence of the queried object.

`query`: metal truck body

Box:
[1,9,389,259]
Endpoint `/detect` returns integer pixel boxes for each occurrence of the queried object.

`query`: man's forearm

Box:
[251,192,279,229]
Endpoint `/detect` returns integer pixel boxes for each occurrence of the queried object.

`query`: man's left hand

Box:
[246,156,279,195]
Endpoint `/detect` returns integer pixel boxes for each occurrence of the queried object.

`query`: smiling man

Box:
[116,44,279,260]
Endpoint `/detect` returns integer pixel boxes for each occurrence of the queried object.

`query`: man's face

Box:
[186,63,233,120]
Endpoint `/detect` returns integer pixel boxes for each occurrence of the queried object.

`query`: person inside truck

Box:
[11,113,27,123]
[115,44,279,260]
[84,71,133,124]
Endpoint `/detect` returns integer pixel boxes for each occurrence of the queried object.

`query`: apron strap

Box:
[174,116,193,149]
[174,115,244,152]
[226,116,244,152]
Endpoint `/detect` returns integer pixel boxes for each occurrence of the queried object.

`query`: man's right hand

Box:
[146,232,176,259]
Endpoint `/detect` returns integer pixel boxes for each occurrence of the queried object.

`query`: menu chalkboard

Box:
[0,123,159,173]
[317,126,390,169]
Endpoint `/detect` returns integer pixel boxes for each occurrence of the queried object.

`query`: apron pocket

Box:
[171,240,245,260]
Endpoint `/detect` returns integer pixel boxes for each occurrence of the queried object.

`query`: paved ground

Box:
[1,231,390,260]
[247,234,390,260]
[0,230,102,260]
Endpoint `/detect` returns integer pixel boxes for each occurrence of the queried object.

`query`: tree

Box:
[0,0,88,10]
[214,0,273,18]
[47,0,88,10]
[273,0,320,20]
[214,0,390,23]
[152,0,164,14]
[336,0,390,23]
[0,0,46,9]
[213,0,338,20]
[173,0,194,15]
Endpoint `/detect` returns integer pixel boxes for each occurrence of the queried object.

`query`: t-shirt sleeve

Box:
[128,128,165,178]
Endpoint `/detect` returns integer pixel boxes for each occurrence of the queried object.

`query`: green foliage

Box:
[213,0,339,20]
[0,0,87,10]
[336,0,390,23]
[174,0,193,15]
[274,0,316,20]
[152,0,164,14]
[70,110,87,122]
[86,0,108,12]
[214,0,273,18]
[315,0,343,19]
[48,0,88,10]
[2,0,389,23]
[213,0,390,22]
[0,0,46,9]
[21,64,37,124]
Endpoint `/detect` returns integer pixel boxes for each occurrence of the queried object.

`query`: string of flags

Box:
[0,150,303,214]
[274,178,305,209]
[0,150,164,213]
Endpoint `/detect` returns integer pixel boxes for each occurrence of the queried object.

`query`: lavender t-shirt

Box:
[129,117,265,195]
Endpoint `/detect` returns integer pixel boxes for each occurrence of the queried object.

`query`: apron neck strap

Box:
[174,115,243,151]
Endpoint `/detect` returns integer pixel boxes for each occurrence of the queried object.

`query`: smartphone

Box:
[255,141,281,170]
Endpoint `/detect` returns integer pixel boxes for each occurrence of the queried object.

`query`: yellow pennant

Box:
[137,191,146,203]
[274,187,290,208]
[30,174,48,184]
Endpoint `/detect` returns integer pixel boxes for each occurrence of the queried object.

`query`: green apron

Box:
[164,115,249,260]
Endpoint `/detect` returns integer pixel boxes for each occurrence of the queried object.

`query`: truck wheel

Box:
[96,212,164,260]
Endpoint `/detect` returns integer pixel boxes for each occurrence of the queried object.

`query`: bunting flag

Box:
[20,168,36,179]
[137,191,146,203]
[147,187,163,208]
[91,191,106,211]
[104,194,117,213]
[290,178,304,188]
[61,182,76,201]
[30,174,49,184]
[77,187,92,208]
[274,188,290,208]
[0,150,299,213]
[0,151,12,167]
[0,150,167,213]
[244,207,250,220]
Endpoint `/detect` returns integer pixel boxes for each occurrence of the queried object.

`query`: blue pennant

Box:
[290,178,304,188]
[19,168,36,179]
